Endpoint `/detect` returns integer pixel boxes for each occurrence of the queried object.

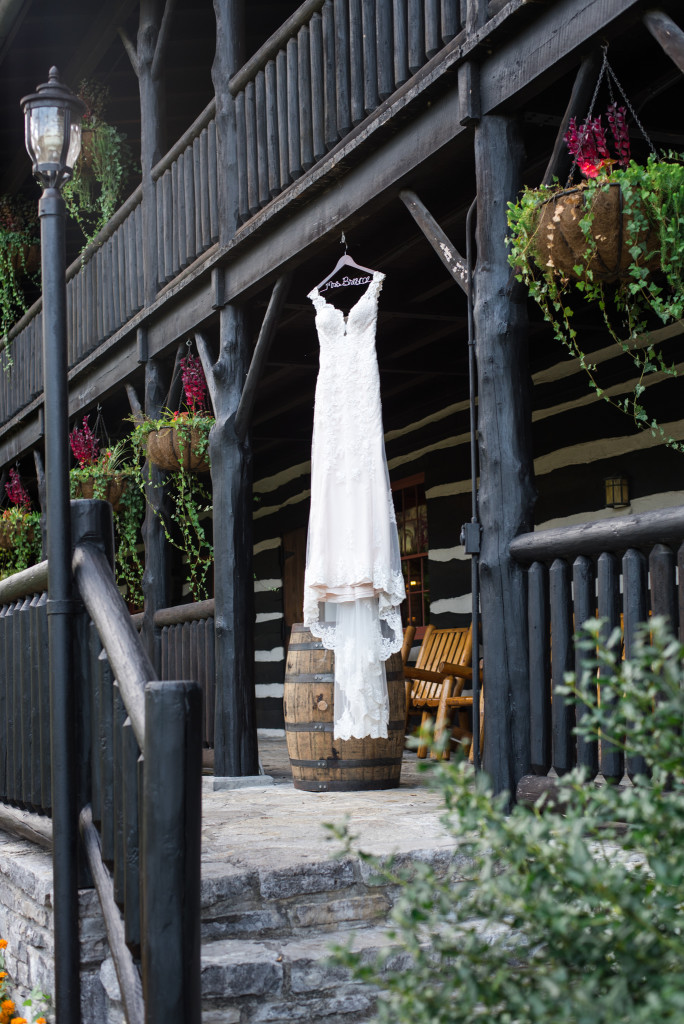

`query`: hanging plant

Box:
[507,60,684,450]
[0,195,40,356]
[0,469,41,578]
[62,79,137,249]
[69,416,145,608]
[130,352,214,603]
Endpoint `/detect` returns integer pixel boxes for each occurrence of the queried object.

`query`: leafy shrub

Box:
[332,617,684,1024]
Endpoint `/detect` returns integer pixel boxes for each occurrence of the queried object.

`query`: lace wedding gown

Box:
[304,270,405,740]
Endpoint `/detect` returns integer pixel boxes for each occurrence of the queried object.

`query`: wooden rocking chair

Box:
[403,624,475,759]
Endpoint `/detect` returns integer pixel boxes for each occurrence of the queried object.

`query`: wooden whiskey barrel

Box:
[284,623,406,792]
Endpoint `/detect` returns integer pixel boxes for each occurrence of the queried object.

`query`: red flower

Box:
[69,415,100,468]
[181,353,208,413]
[564,109,627,179]
[5,469,31,510]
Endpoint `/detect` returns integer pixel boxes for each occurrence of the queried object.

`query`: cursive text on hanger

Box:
[319,274,372,293]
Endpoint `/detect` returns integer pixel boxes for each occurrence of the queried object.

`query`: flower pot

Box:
[146,420,211,473]
[79,128,96,171]
[0,519,34,551]
[74,474,127,511]
[534,183,659,283]
[10,244,40,275]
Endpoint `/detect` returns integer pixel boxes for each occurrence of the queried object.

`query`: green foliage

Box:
[62,81,136,248]
[0,507,42,579]
[130,411,214,603]
[332,617,684,1024]
[0,195,39,357]
[507,155,684,451]
[69,441,145,608]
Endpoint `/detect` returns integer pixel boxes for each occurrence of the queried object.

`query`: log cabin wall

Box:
[249,384,684,731]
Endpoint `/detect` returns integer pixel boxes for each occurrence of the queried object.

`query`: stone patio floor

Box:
[200,735,457,877]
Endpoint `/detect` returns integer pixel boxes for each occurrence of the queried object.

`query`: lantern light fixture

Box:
[605,475,630,509]
[21,67,86,191]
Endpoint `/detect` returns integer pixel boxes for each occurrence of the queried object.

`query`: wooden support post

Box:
[643,10,684,75]
[212,0,246,241]
[234,274,293,441]
[542,53,601,187]
[120,0,175,305]
[398,190,469,293]
[207,0,258,776]
[142,679,202,1024]
[473,114,535,797]
[126,366,171,670]
[197,313,259,778]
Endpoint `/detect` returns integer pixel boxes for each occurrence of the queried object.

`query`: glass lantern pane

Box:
[29,106,67,166]
[66,121,81,170]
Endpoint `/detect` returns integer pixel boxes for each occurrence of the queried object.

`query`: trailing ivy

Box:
[130,411,214,603]
[507,154,684,450]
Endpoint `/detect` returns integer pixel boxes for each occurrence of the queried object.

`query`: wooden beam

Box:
[234,273,292,442]
[643,10,684,75]
[196,307,259,778]
[541,51,602,186]
[125,383,144,426]
[399,190,469,294]
[0,801,52,850]
[80,805,144,1024]
[474,113,535,797]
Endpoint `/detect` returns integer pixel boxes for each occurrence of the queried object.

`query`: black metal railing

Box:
[511,507,684,784]
[0,501,202,1024]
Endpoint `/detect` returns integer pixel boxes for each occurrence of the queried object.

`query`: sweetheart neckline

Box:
[311,270,384,327]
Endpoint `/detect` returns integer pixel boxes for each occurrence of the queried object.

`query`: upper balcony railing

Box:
[1,0,479,429]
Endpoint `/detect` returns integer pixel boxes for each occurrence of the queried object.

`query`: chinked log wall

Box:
[0,0,467,427]
[510,507,684,786]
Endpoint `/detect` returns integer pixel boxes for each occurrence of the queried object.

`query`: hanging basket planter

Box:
[10,243,40,275]
[0,517,34,551]
[74,473,128,511]
[146,416,211,474]
[533,183,659,283]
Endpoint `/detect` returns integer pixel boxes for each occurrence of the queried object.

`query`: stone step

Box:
[200,923,402,1024]
[100,922,400,1024]
[199,846,454,940]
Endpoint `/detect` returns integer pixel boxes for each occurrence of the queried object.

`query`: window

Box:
[392,474,429,636]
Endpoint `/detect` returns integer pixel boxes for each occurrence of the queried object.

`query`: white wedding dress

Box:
[304,270,405,740]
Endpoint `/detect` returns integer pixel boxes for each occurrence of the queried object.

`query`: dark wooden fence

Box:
[0,501,202,1024]
[0,563,50,813]
[229,0,463,224]
[510,507,684,785]
[157,598,216,748]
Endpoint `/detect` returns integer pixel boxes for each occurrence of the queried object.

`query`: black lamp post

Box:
[21,67,85,1024]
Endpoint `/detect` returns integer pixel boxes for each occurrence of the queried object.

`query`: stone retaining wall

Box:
[0,828,114,1024]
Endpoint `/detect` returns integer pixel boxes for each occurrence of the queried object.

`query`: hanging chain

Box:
[566,45,658,186]
[93,402,111,451]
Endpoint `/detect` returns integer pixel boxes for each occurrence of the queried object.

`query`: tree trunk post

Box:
[473,114,536,797]
[200,310,259,778]
[121,0,170,306]
[142,361,170,668]
[207,0,257,776]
